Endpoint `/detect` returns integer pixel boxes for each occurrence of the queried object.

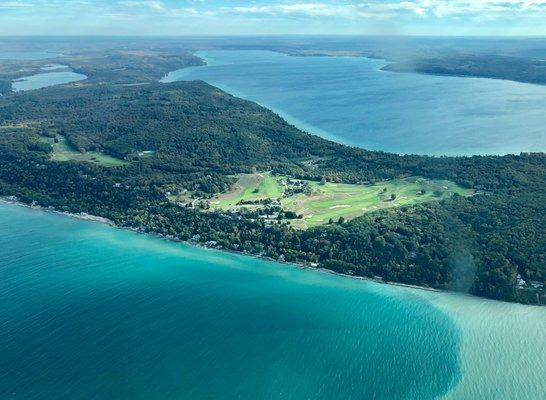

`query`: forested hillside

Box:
[0,78,544,304]
[63,50,203,84]
[382,55,546,85]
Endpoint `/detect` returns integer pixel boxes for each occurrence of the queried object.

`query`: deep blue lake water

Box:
[163,50,546,156]
[1,204,545,399]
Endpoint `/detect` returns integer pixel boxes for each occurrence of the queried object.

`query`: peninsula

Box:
[0,43,544,305]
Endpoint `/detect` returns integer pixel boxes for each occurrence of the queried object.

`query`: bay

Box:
[162,50,546,156]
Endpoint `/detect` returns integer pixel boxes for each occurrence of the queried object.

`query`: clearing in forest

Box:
[40,135,128,167]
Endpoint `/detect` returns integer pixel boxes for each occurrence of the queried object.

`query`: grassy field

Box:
[41,136,127,167]
[210,173,472,228]
[211,173,284,208]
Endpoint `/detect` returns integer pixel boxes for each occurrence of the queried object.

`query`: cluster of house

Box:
[516,274,544,290]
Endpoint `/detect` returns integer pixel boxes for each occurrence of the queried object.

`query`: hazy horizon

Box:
[1,34,546,38]
[1,1,546,37]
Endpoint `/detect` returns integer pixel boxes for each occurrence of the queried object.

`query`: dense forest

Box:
[0,52,544,304]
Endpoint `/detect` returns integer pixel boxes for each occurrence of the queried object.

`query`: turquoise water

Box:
[1,204,545,399]
[0,204,460,399]
[163,50,546,156]
[12,71,87,91]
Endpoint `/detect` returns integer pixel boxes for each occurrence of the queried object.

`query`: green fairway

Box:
[260,173,283,198]
[211,173,284,208]
[41,136,127,167]
[282,178,471,228]
[210,173,472,228]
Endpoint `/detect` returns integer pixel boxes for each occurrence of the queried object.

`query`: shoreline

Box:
[0,197,441,294]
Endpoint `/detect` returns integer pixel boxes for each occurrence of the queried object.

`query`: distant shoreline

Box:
[285,50,546,87]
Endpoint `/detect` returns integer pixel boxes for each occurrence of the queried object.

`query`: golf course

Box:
[208,173,472,228]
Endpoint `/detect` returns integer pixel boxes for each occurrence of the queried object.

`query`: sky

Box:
[0,0,545,36]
